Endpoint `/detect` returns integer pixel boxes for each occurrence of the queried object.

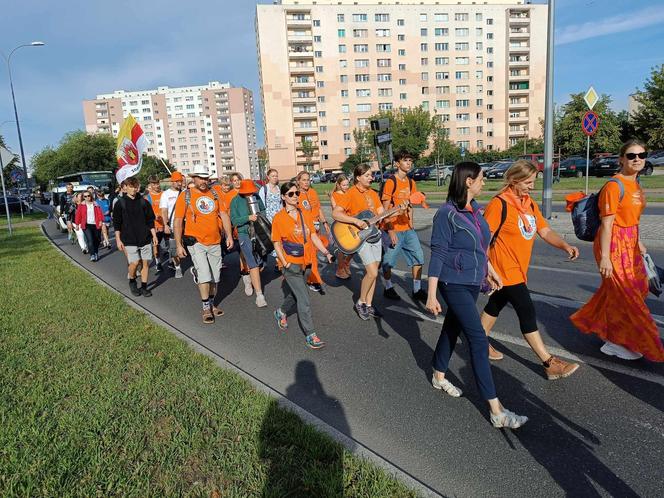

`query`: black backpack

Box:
[570,178,625,242]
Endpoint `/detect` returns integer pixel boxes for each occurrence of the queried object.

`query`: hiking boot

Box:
[190,267,199,284]
[202,307,214,324]
[256,294,267,308]
[412,289,428,303]
[305,333,325,349]
[242,274,253,296]
[383,287,401,301]
[274,309,288,330]
[129,280,141,297]
[490,409,528,429]
[354,302,370,321]
[174,267,183,279]
[544,356,579,380]
[212,305,224,317]
[431,375,463,397]
[366,305,382,318]
[140,286,152,297]
[488,344,504,361]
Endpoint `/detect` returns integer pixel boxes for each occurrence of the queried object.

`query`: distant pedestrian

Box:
[59,183,76,242]
[95,189,112,249]
[571,139,664,362]
[112,177,158,298]
[272,181,333,349]
[75,190,104,261]
[159,171,185,278]
[144,175,165,273]
[481,159,580,380]
[426,162,528,429]
[173,166,233,324]
[258,168,282,223]
[329,174,353,279]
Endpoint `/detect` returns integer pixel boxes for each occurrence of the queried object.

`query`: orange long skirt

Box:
[571,225,664,362]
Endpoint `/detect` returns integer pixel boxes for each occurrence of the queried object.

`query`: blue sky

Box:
[0,0,662,165]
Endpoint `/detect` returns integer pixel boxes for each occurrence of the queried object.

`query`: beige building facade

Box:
[82,81,259,179]
[256,0,546,177]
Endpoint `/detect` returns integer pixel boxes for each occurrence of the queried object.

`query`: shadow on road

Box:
[259,360,352,496]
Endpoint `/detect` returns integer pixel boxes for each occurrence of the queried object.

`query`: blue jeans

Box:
[432,283,497,400]
[238,232,262,269]
[382,229,424,270]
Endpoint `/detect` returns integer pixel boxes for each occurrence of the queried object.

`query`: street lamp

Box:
[1,41,46,194]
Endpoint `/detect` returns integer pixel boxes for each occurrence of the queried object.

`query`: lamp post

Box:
[542,1,555,219]
[1,41,45,199]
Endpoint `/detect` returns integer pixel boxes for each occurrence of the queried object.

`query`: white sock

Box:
[175,264,181,270]
[384,278,393,289]
[357,299,365,306]
[413,279,422,293]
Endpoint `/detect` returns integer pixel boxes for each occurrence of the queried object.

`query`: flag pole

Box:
[158,156,171,174]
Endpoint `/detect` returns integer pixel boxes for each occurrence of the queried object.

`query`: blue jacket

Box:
[428,200,491,286]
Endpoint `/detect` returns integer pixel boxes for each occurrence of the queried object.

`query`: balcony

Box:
[292,111,317,119]
[286,18,312,28]
[509,101,530,110]
[290,65,315,75]
[509,72,529,80]
[509,58,530,67]
[508,114,529,123]
[508,129,527,137]
[509,12,531,22]
[291,80,316,90]
[288,34,313,43]
[294,125,317,135]
[292,95,316,104]
[509,31,530,40]
[288,48,314,59]
[509,87,530,96]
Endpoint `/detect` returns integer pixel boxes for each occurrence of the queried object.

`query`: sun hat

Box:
[189,165,211,178]
[238,179,258,195]
[170,171,184,182]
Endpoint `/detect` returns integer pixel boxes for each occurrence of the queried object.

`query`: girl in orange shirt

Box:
[572,140,664,362]
[329,174,353,279]
[272,181,334,349]
[481,160,581,380]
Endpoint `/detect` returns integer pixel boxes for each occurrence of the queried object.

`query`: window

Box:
[352,13,367,22]
[419,13,427,22]
[420,43,428,52]
[398,63,406,70]
[355,74,370,82]
[338,29,345,38]
[315,50,323,57]
[317,81,325,88]
[313,20,320,27]
[436,85,450,94]
[342,119,350,127]
[487,33,494,40]
[456,57,469,65]
[455,43,469,51]
[344,133,351,141]
[435,57,449,65]
[421,86,429,95]
[375,13,389,22]
[476,70,483,80]
[398,34,405,41]
[379,103,393,111]
[399,78,407,85]
[355,59,369,68]
[476,98,483,106]
[487,47,494,54]
[376,28,390,37]
[376,43,391,52]
[434,13,448,22]
[456,113,470,121]
[340,59,348,68]
[487,104,494,110]
[356,103,371,112]
[314,36,321,42]
[421,28,428,36]
[435,43,449,51]
[358,118,370,127]
[456,85,470,93]
[422,101,429,111]
[421,72,429,81]
[378,88,393,96]
[476,84,484,93]
[344,148,352,156]
[397,19,404,26]
[341,89,349,97]
[476,56,483,65]
[318,111,326,117]
[455,28,469,37]
[457,141,470,149]
[435,71,450,80]
[436,100,450,109]
[455,71,469,80]
[317,96,326,103]
[377,58,391,67]
[354,44,368,53]
[476,28,483,37]
[315,66,323,73]
[456,99,470,107]
[421,57,428,66]
[337,14,344,22]
[400,93,407,100]
[476,42,483,51]
[487,18,494,25]
[356,88,371,97]
[341,104,349,113]
[338,44,347,53]
[398,49,406,56]
[353,29,368,38]
[435,28,448,36]
[487,75,493,82]
[457,127,470,135]
[377,73,392,81]
[476,13,483,22]
[320,140,328,146]
[454,13,469,22]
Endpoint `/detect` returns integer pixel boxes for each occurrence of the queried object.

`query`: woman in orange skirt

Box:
[571,139,664,362]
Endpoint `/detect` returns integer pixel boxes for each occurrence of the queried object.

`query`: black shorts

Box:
[483,282,538,334]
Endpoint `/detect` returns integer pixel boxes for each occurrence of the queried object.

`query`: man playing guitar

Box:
[333,163,404,321]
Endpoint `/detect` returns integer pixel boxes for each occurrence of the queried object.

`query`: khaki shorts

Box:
[189,242,222,284]
[357,240,382,266]
[125,244,153,263]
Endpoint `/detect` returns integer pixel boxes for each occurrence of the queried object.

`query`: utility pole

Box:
[542,0,555,219]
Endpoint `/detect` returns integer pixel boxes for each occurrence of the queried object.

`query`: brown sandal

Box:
[212,306,224,317]
[202,307,215,324]
[488,344,504,361]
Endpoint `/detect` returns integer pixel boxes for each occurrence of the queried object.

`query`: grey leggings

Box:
[281,264,314,336]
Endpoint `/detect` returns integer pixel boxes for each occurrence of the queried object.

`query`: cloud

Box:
[556,5,664,45]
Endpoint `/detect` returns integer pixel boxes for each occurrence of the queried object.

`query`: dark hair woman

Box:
[426,162,528,429]
[571,139,664,361]
[75,190,104,261]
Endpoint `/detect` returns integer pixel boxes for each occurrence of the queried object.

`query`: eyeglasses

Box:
[285,190,300,198]
[83,195,91,198]
[625,152,647,160]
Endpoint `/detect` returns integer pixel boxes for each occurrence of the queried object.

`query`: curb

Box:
[40,222,444,498]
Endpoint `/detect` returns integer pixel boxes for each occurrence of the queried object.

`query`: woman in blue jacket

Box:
[426,162,528,429]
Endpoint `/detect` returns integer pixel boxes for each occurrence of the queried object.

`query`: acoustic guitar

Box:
[331,202,408,255]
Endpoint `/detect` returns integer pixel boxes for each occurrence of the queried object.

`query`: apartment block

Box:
[82,81,259,179]
[256,0,546,177]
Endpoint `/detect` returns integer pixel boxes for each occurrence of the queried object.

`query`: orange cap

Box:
[170,171,184,182]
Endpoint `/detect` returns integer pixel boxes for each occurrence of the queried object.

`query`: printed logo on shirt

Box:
[195,196,216,215]
[518,214,537,240]
[632,190,644,207]
[302,199,311,210]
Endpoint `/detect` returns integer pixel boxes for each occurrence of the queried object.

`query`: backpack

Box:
[378,175,415,205]
[245,194,274,259]
[571,178,625,242]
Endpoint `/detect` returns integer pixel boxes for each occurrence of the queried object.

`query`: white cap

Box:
[188,165,211,178]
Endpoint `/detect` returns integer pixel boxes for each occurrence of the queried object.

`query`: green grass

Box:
[0,227,418,497]
[0,210,46,226]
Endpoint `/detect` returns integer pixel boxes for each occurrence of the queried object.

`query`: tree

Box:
[257,147,268,179]
[299,138,316,171]
[368,106,434,159]
[553,93,622,156]
[352,128,374,164]
[632,64,664,149]
[135,155,172,185]
[0,134,21,188]
[616,110,636,144]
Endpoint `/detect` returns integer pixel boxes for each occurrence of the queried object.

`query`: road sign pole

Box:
[542,0,556,219]
[585,135,590,194]
[0,150,13,235]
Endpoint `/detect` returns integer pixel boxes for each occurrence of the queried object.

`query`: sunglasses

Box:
[285,190,300,198]
[83,195,91,198]
[624,152,647,160]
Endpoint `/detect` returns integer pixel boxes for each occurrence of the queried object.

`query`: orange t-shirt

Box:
[330,190,345,209]
[336,185,381,217]
[380,175,416,231]
[173,187,225,245]
[484,195,548,286]
[298,188,321,220]
[271,208,316,266]
[145,190,164,230]
[599,176,645,227]
[211,185,237,215]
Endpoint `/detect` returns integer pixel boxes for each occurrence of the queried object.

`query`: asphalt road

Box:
[42,213,663,497]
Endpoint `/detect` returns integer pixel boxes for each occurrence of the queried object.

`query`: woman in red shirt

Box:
[75,191,104,261]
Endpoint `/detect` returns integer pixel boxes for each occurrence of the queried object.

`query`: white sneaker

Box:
[242,274,253,296]
[431,375,463,397]
[600,341,643,360]
[490,408,528,429]
[174,267,183,279]
[256,294,267,308]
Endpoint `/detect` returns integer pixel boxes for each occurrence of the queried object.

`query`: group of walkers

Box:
[63,138,663,429]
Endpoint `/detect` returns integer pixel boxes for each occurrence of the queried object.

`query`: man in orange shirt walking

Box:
[145,175,165,273]
[173,166,233,324]
[297,171,330,294]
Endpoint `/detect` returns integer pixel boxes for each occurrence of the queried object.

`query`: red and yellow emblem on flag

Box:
[115,114,147,183]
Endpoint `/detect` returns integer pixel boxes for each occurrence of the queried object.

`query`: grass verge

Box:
[0,227,418,497]
[0,211,46,226]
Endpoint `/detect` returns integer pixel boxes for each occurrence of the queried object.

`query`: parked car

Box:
[517,154,559,177]
[557,156,588,178]
[648,150,664,167]
[0,196,24,214]
[310,173,322,184]
[411,166,435,181]
[589,155,654,177]
[485,161,513,179]
[321,172,336,183]
[371,170,383,183]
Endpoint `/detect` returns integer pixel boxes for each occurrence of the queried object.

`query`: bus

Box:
[52,171,115,191]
